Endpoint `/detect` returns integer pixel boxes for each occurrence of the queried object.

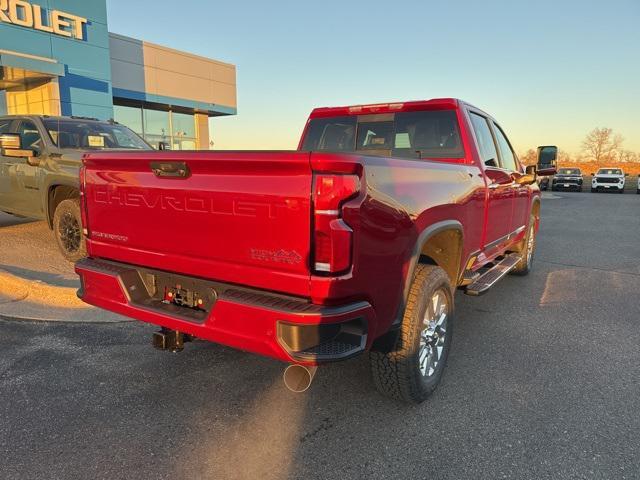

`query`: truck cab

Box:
[0,115,152,260]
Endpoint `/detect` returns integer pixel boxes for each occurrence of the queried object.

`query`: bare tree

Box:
[581,127,623,164]
[617,150,637,163]
[558,149,573,164]
[519,149,537,166]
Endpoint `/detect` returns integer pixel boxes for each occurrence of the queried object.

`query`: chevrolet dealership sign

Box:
[0,0,87,40]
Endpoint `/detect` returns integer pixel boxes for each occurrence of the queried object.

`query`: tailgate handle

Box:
[150,162,190,178]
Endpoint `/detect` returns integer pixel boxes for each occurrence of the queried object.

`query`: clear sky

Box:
[106,0,639,154]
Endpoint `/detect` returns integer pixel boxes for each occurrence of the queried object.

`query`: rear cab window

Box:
[301,110,465,160]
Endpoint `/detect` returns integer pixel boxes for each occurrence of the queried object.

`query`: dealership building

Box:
[0,0,237,149]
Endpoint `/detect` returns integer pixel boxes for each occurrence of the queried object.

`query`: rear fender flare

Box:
[372,220,463,352]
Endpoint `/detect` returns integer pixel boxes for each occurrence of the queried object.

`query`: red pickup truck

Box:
[75,98,556,403]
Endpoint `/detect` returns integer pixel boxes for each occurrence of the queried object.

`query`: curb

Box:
[0,270,127,323]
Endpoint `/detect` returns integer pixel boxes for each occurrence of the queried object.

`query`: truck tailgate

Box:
[82,151,312,297]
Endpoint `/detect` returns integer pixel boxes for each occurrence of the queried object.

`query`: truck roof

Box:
[0,114,108,123]
[309,98,471,118]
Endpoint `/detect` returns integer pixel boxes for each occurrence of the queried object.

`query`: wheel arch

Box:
[47,183,80,229]
[372,220,463,352]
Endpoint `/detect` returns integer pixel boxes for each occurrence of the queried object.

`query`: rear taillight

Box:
[79,165,89,237]
[312,174,360,274]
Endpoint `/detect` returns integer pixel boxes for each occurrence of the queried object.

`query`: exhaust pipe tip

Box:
[283,364,317,393]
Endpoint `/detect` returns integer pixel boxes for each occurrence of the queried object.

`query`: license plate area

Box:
[118,268,218,323]
[162,284,213,310]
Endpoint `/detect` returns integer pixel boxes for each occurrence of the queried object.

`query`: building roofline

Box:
[108,32,235,70]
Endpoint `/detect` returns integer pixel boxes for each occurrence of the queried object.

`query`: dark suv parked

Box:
[551,168,583,192]
[0,115,152,261]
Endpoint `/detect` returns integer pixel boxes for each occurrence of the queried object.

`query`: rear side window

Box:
[302,110,464,159]
[469,113,498,167]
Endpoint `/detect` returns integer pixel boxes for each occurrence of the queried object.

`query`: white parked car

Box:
[591,168,626,193]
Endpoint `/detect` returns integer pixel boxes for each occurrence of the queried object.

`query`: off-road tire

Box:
[369,265,453,403]
[53,198,86,263]
[511,214,536,276]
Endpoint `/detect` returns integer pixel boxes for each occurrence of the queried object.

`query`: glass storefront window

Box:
[171,112,196,138]
[144,109,170,138]
[113,105,143,135]
[172,138,197,150]
[113,102,198,150]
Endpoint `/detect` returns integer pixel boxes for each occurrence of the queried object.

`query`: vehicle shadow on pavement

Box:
[0,264,79,288]
[0,214,36,228]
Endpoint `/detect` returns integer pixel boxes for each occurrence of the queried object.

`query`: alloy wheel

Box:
[59,212,81,254]
[418,289,449,377]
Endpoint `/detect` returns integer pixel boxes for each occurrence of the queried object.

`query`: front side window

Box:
[469,113,498,167]
[17,121,43,151]
[0,119,12,134]
[492,124,517,171]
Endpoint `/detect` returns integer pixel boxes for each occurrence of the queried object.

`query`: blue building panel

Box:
[47,0,108,25]
[0,0,113,119]
[0,24,55,58]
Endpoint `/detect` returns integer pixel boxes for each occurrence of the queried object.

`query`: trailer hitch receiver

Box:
[152,328,192,352]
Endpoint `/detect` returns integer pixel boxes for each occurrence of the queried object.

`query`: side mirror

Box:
[158,141,170,151]
[0,133,36,161]
[0,133,21,150]
[516,165,537,186]
[536,145,557,176]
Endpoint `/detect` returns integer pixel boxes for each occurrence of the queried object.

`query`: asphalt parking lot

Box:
[1,191,639,480]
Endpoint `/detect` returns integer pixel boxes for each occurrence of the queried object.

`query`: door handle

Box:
[150,161,190,178]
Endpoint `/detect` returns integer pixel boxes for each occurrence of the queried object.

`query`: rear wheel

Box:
[53,198,86,263]
[511,215,536,276]
[369,265,453,403]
